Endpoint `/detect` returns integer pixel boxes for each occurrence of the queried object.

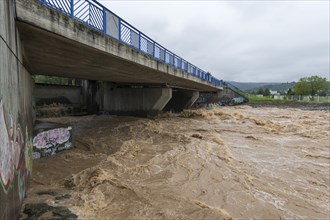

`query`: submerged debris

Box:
[22,203,77,220]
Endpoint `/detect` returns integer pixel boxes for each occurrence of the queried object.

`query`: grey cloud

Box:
[100,0,329,82]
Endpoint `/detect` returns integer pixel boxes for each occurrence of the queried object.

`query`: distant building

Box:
[273,95,285,100]
[270,90,280,96]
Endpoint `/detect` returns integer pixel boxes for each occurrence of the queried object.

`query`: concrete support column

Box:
[102,83,172,117]
[81,80,88,106]
[86,80,98,114]
[164,89,199,112]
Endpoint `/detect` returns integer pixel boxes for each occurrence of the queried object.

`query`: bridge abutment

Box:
[0,0,34,218]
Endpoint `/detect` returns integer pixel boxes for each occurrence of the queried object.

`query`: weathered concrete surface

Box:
[218,87,240,100]
[15,0,221,92]
[35,84,82,106]
[86,80,98,114]
[0,0,34,218]
[101,83,172,116]
[164,90,199,112]
[194,92,221,107]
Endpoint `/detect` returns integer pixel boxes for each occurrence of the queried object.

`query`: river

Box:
[21,106,330,219]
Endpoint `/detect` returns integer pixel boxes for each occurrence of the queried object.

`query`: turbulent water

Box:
[21,106,330,219]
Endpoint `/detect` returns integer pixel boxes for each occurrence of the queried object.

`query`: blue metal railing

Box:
[38,0,222,87]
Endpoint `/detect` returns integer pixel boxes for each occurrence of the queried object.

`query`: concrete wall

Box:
[194,92,220,106]
[101,83,172,116]
[218,87,239,100]
[195,89,248,106]
[0,0,34,218]
[35,83,82,105]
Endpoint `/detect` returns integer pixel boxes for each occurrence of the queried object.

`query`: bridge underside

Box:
[18,22,217,92]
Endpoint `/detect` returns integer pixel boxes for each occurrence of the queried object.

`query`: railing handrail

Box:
[37,0,223,87]
[223,81,248,100]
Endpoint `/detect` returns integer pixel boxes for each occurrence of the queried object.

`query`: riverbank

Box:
[248,100,330,110]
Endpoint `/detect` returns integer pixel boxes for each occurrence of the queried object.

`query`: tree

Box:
[293,75,327,96]
[257,88,264,95]
[263,88,271,96]
[33,75,70,85]
[287,88,295,96]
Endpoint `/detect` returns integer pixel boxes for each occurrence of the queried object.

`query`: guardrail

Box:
[223,81,249,101]
[37,0,222,87]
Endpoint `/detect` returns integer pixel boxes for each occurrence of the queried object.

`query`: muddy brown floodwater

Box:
[20,106,330,219]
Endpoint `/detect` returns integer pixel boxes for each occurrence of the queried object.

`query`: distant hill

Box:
[228,81,295,93]
[228,82,273,91]
[250,82,296,93]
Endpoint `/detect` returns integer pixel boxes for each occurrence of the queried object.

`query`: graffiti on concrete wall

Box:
[0,100,11,190]
[0,100,23,192]
[0,100,31,201]
[25,128,33,174]
[195,93,219,107]
[32,126,73,158]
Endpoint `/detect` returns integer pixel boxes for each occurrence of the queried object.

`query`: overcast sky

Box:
[99,0,329,82]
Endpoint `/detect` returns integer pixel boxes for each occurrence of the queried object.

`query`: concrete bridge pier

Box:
[98,82,172,117]
[85,80,99,114]
[164,89,199,112]
[83,82,201,116]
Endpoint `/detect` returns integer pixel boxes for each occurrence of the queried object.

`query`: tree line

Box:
[290,75,329,96]
[253,75,329,96]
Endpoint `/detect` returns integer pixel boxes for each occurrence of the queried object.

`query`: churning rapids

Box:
[21,106,330,219]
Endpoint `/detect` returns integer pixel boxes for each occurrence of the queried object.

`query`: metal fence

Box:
[287,95,330,102]
[38,0,222,87]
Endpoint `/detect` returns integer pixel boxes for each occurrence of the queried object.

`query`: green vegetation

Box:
[256,88,271,96]
[287,88,294,96]
[245,82,295,94]
[230,82,296,92]
[293,75,328,96]
[33,75,72,85]
[245,75,329,104]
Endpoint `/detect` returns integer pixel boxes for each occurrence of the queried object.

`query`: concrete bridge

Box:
[0,0,225,218]
[16,0,223,115]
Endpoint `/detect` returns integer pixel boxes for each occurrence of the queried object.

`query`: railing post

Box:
[118,18,122,42]
[152,42,155,58]
[70,0,74,18]
[138,32,141,51]
[103,7,106,34]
